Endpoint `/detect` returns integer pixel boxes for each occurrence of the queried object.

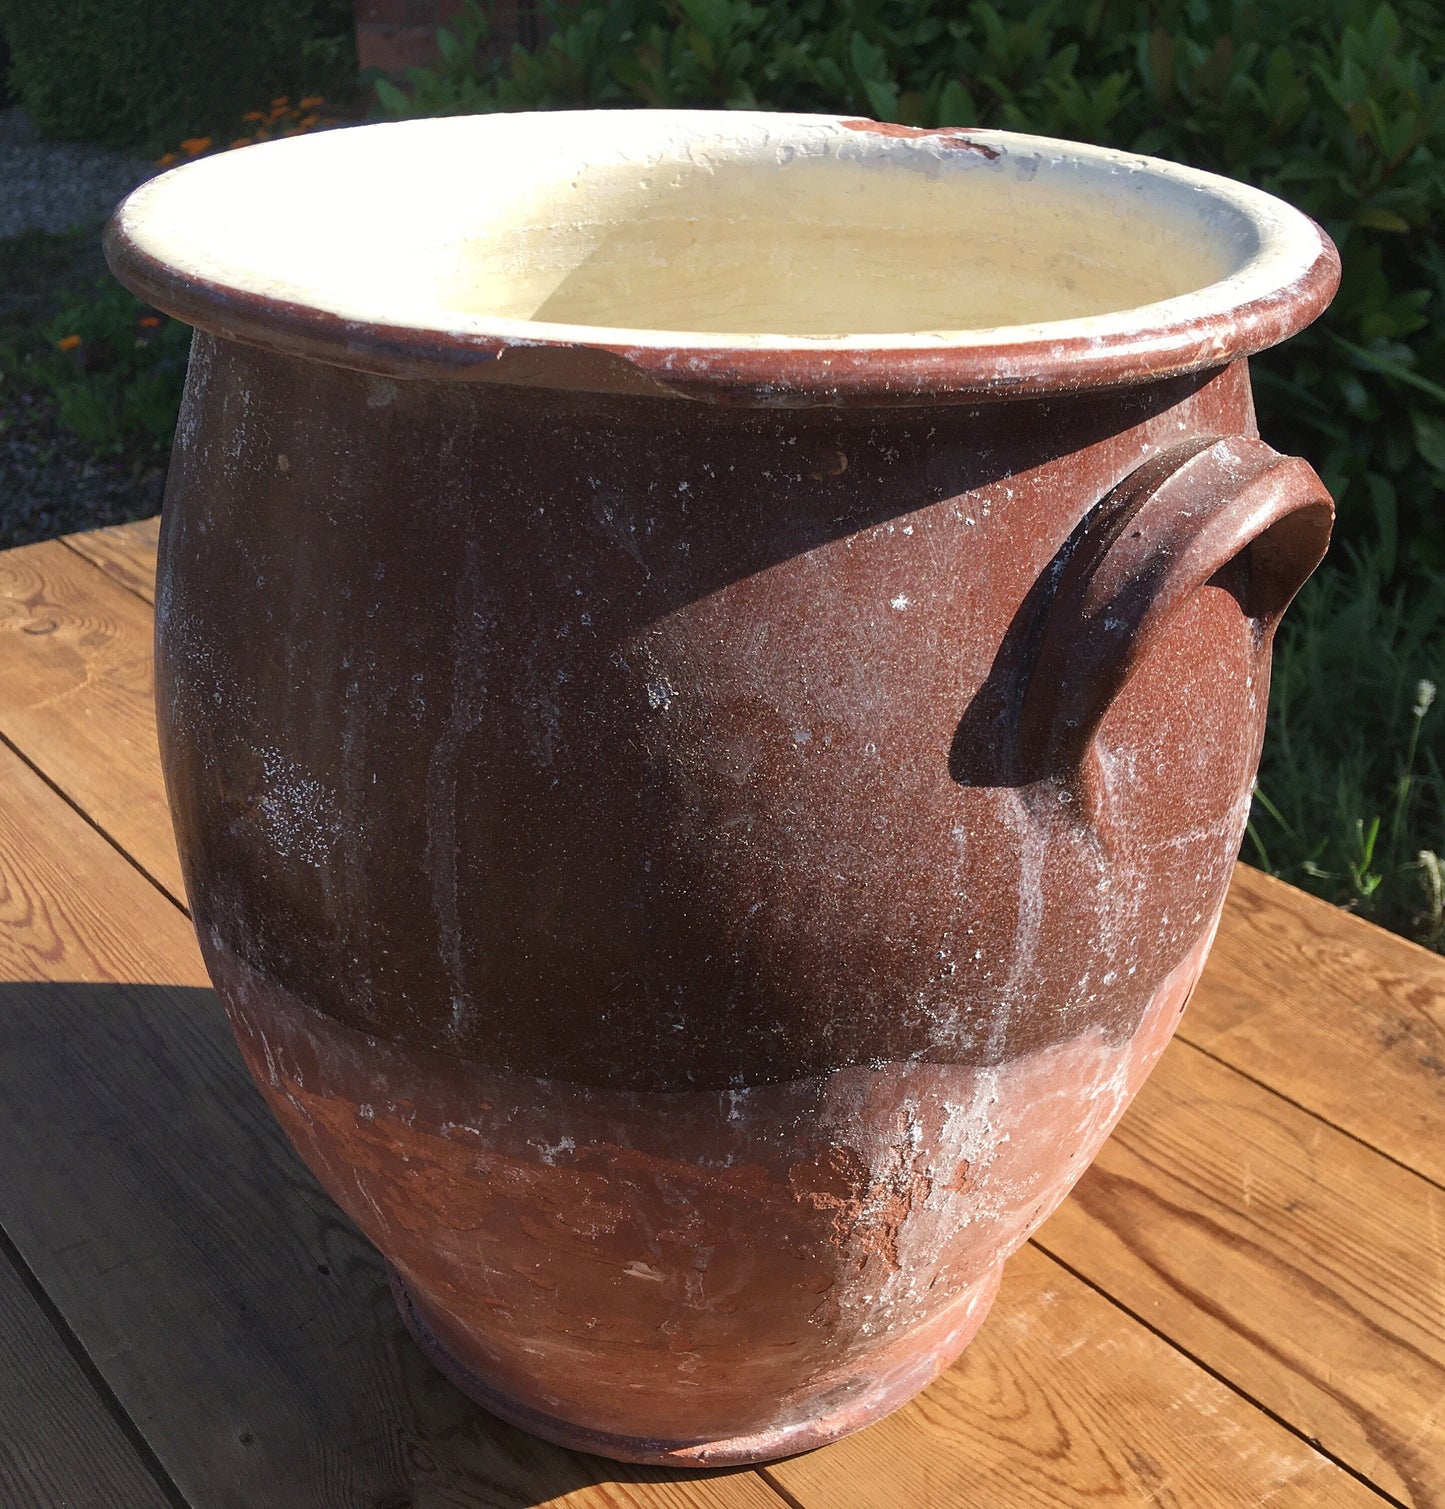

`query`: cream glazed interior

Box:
[107,110,1336,394]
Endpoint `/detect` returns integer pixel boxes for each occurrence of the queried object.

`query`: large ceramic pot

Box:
[107,111,1338,1466]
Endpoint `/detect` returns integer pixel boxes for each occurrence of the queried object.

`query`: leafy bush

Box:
[0,230,170,546]
[0,99,342,469]
[0,0,355,152]
[0,237,189,457]
[378,0,1445,576]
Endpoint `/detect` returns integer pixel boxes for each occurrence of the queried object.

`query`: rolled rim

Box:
[104,110,1340,406]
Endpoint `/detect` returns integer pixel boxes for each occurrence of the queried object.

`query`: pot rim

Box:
[104,109,1339,406]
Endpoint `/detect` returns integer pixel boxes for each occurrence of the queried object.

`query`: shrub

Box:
[0,0,356,152]
[377,0,1445,576]
[0,233,187,458]
[0,106,340,458]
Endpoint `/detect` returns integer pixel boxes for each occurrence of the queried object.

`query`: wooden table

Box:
[0,518,1441,1509]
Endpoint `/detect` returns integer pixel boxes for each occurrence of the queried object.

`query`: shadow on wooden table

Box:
[0,980,763,1509]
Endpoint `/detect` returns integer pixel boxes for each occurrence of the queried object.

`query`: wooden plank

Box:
[1037,1037,1445,1509]
[62,514,161,604]
[767,1245,1383,1509]
[1184,864,1445,1188]
[0,537,183,901]
[0,1248,176,1509]
[0,742,785,1509]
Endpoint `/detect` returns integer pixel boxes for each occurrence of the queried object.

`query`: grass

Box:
[1248,547,1444,949]
[0,227,106,345]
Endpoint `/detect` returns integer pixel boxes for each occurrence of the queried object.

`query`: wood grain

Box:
[62,514,161,603]
[0,1247,176,1509]
[0,537,183,901]
[0,705,204,988]
[1185,863,1445,1189]
[0,742,784,1509]
[1037,1037,1445,1508]
[767,1244,1383,1509]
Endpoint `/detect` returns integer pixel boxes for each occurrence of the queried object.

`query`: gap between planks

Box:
[0,533,185,904]
[0,1224,186,1509]
[59,514,161,607]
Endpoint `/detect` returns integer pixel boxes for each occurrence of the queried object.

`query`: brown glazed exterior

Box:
[108,114,1338,1465]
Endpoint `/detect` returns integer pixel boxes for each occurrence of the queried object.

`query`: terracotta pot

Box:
[107,111,1338,1466]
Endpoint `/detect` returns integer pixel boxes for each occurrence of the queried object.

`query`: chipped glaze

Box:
[107,112,1338,1464]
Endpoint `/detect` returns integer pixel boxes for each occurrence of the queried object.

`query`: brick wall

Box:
[354,0,547,76]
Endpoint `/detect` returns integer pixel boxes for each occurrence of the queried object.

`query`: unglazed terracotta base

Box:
[207,915,1214,1462]
[387,1260,1004,1466]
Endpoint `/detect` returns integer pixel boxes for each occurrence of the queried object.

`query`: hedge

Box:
[0,0,355,153]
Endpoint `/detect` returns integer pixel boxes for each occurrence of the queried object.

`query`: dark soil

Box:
[0,226,167,548]
[0,389,166,547]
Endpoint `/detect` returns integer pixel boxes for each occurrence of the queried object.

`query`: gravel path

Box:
[0,107,158,238]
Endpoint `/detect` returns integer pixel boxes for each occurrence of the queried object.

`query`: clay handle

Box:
[1017,435,1334,828]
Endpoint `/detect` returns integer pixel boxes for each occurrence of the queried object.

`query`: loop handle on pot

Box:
[1017,434,1333,835]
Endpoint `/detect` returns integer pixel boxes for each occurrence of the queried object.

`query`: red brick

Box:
[356,23,451,75]
[354,0,465,28]
[354,0,546,76]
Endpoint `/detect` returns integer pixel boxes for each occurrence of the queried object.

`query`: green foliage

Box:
[381,0,1445,573]
[24,280,190,455]
[1249,550,1444,948]
[0,0,356,152]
